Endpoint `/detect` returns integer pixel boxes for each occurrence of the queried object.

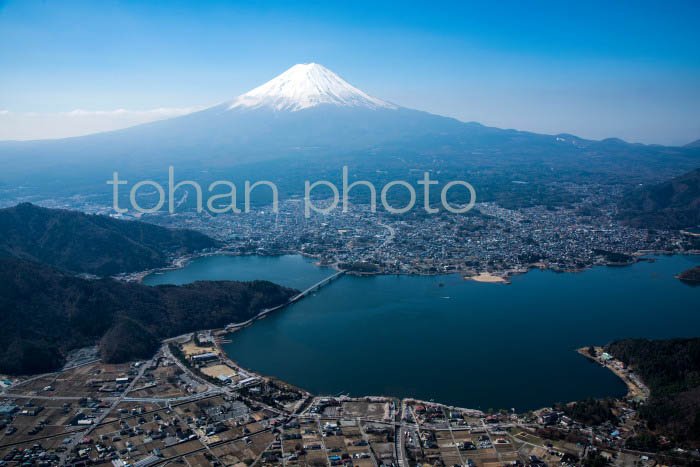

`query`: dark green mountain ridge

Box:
[0,257,296,375]
[605,338,700,446]
[617,168,700,230]
[0,203,220,276]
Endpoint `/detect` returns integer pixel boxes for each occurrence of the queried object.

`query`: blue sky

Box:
[1,0,699,144]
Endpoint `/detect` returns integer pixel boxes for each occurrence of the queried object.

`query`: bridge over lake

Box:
[225,269,345,330]
[289,269,345,302]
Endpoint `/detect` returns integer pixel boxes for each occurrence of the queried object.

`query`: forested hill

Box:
[677,266,700,284]
[0,258,297,375]
[617,168,700,230]
[605,338,700,446]
[0,203,220,276]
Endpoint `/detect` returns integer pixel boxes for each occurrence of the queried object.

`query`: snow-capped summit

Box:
[228,63,397,112]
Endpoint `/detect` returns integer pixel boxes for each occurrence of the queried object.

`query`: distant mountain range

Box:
[0,203,219,276]
[0,63,698,200]
[617,168,700,229]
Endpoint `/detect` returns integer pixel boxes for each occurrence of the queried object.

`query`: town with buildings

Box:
[0,182,697,467]
[12,180,695,282]
[1,3,698,466]
[2,328,685,467]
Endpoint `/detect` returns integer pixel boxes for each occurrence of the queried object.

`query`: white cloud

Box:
[0,107,205,141]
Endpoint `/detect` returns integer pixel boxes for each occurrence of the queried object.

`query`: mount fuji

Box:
[228,63,397,111]
[0,63,470,178]
[0,63,698,194]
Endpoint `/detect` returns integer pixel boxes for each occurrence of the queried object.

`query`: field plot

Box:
[293,419,326,466]
[342,400,389,420]
[362,422,395,464]
[6,375,56,397]
[0,435,68,463]
[201,364,237,379]
[184,451,216,466]
[322,433,349,464]
[8,362,136,400]
[182,342,217,357]
[173,396,228,420]
[210,438,253,465]
[0,399,87,449]
[436,430,462,465]
[127,364,190,399]
[160,438,203,458]
[341,423,373,466]
[210,431,274,466]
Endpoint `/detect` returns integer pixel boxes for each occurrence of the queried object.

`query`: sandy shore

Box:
[465,272,509,283]
[576,347,650,401]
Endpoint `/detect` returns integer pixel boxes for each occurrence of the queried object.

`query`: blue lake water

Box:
[144,253,700,411]
[143,254,333,290]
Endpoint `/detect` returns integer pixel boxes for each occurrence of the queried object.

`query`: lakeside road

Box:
[138,253,698,411]
[576,347,650,401]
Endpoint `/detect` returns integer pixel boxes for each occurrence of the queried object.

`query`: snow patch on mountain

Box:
[228,63,397,112]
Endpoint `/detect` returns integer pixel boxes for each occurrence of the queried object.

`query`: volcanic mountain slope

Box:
[0,203,220,276]
[1,63,698,192]
[0,257,296,375]
[617,168,700,229]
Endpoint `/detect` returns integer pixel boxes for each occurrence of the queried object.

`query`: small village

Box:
[1,329,689,467]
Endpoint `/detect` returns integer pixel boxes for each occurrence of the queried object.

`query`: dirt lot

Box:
[8,362,134,399]
[182,342,217,357]
[342,401,389,420]
[201,364,237,379]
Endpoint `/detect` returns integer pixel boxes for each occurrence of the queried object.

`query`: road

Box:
[57,354,156,465]
[289,270,345,302]
[376,221,395,250]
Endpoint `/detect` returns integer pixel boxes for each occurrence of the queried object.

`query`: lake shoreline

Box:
[576,347,650,401]
[134,247,697,286]
[139,252,697,411]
